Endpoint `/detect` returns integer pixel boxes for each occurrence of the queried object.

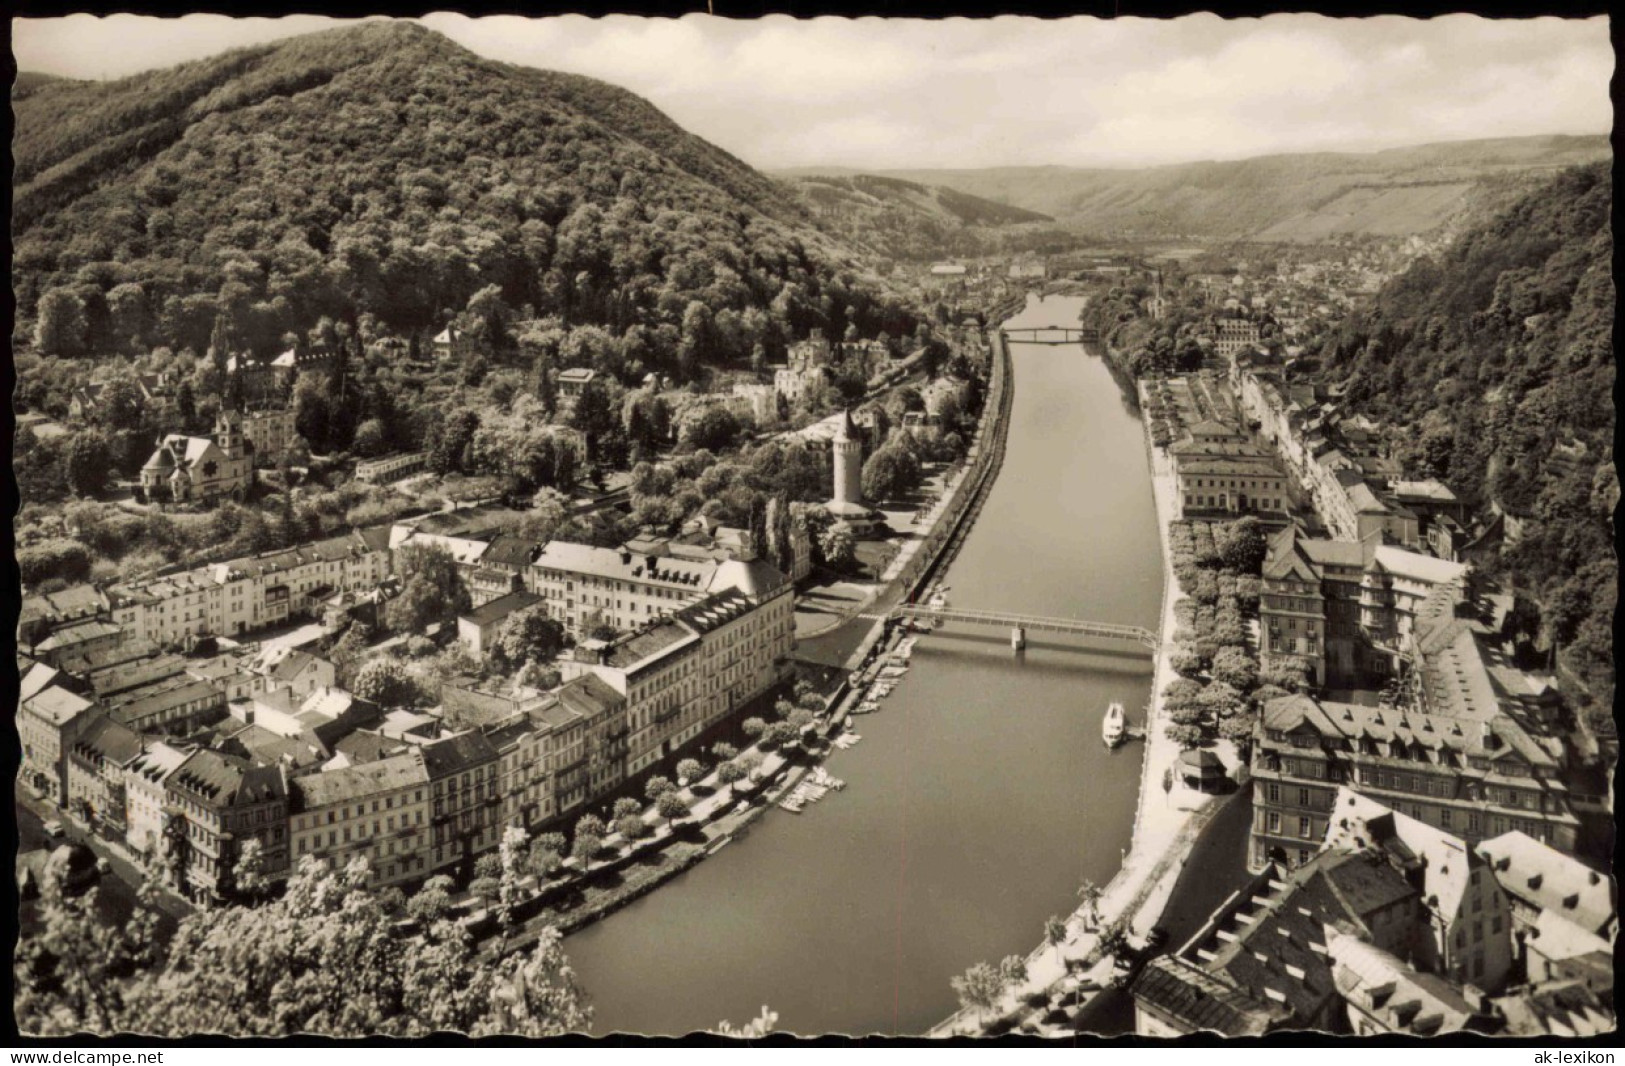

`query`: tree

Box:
[861,440,921,502]
[688,405,742,452]
[1197,680,1245,721]
[741,717,766,741]
[1077,880,1104,931]
[950,961,1005,1028]
[712,742,738,762]
[820,525,856,571]
[18,857,591,1037]
[656,791,689,826]
[94,379,147,433]
[529,836,566,881]
[1097,919,1130,965]
[386,544,472,633]
[999,954,1028,988]
[352,659,419,708]
[1169,643,1207,679]
[676,758,704,786]
[717,760,746,796]
[1165,722,1205,750]
[1210,646,1258,692]
[1162,678,1204,712]
[571,833,604,866]
[1217,711,1258,754]
[1216,516,1268,573]
[232,839,270,904]
[644,776,675,802]
[35,288,89,357]
[489,607,566,674]
[612,797,642,820]
[1045,915,1070,964]
[65,432,112,497]
[614,814,646,841]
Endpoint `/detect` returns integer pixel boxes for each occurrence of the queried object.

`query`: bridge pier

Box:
[1011,627,1026,651]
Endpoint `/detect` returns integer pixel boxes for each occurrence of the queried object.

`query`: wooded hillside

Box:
[13,21,919,371]
[1321,163,1615,726]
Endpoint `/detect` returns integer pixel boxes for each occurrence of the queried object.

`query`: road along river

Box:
[566,294,1166,1036]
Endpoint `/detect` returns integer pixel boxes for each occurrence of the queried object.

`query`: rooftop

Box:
[460,589,544,628]
[1476,831,1616,936]
[293,749,429,811]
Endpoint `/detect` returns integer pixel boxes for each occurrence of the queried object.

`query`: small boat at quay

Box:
[1102,702,1126,747]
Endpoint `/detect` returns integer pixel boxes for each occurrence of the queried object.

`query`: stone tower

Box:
[828,408,867,517]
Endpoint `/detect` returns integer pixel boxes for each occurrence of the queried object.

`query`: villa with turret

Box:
[139,411,254,506]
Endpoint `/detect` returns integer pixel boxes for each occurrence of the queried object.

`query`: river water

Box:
[567,294,1166,1036]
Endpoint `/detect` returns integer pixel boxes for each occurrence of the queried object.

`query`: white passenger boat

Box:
[1102,702,1127,748]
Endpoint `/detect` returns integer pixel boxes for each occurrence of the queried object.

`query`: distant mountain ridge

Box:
[777,135,1611,242]
[782,172,1055,259]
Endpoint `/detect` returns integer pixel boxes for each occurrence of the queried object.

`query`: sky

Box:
[11,13,1613,170]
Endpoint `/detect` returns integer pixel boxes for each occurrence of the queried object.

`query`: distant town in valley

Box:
[10,15,1615,1044]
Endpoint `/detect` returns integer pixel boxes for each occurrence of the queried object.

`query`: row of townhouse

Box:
[104,527,393,647]
[1250,689,1578,875]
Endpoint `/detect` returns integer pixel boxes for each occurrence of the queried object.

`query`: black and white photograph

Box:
[8,8,1616,1044]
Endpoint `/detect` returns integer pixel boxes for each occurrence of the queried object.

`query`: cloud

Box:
[12,13,1612,170]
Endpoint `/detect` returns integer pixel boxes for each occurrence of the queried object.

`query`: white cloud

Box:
[12,13,1612,170]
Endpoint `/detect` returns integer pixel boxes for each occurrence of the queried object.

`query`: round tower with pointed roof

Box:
[828,408,866,517]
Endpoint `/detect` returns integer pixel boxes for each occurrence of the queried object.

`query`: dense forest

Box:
[1319,163,1615,727]
[12,21,920,372]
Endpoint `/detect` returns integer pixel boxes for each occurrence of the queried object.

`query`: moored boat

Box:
[1102,702,1127,747]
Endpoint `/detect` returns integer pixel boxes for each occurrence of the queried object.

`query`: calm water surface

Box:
[568,295,1165,1036]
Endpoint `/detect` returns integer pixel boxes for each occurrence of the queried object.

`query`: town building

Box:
[421,731,502,876]
[164,750,289,900]
[123,741,192,861]
[773,364,830,406]
[457,589,545,655]
[19,684,96,804]
[107,527,392,646]
[69,374,173,423]
[64,712,144,839]
[1133,848,1423,1035]
[139,411,254,506]
[432,325,478,362]
[355,450,429,484]
[555,367,597,418]
[221,406,300,466]
[1476,830,1616,991]
[248,647,337,702]
[289,749,432,889]
[1214,318,1261,358]
[1250,693,1578,875]
[1322,788,1514,991]
[1326,930,1493,1036]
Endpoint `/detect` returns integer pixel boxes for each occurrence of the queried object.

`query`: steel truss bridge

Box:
[890,603,1156,650]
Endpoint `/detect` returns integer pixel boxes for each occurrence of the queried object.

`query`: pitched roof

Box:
[168,749,285,808]
[460,589,544,628]
[68,713,145,768]
[1326,928,1481,1036]
[420,731,499,778]
[1132,955,1279,1036]
[293,749,429,811]
[1476,831,1616,936]
[532,540,719,591]
[556,673,624,722]
[1370,546,1469,588]
[1323,788,1479,919]
[22,685,95,727]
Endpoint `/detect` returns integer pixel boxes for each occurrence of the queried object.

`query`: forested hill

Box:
[1319,163,1615,724]
[12,21,920,367]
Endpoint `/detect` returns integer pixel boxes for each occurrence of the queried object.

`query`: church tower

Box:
[828,409,867,517]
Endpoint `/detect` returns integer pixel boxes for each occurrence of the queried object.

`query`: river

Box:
[566,294,1167,1036]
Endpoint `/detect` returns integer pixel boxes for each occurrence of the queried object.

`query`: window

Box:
[1299,816,1312,838]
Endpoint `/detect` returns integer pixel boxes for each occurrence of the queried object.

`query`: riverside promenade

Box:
[929,383,1223,1038]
